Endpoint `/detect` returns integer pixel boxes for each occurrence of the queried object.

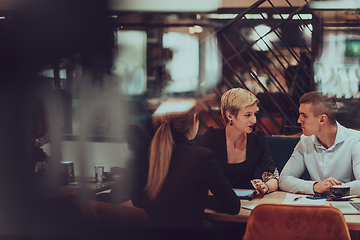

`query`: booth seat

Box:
[258,136,310,180]
[192,134,310,181]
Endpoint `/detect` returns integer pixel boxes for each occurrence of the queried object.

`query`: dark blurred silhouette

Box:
[125,124,152,208]
[0,0,114,238]
[95,124,152,206]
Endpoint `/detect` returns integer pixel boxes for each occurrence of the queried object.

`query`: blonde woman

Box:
[201,88,279,194]
[144,99,240,230]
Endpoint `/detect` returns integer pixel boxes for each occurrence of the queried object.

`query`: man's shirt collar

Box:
[314,121,344,150]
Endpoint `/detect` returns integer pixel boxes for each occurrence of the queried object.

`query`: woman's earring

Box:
[230,120,233,126]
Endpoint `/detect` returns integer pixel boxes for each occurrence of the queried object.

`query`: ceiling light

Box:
[272,14,312,20]
[109,0,221,12]
[254,25,271,38]
[243,13,268,19]
[189,27,195,34]
[309,0,360,9]
[194,25,203,33]
[273,14,289,19]
[206,13,238,19]
[293,14,313,20]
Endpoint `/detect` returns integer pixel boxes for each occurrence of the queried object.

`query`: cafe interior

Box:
[2,0,360,239]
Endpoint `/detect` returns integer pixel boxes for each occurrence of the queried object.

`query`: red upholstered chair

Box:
[243,203,351,240]
[81,200,153,227]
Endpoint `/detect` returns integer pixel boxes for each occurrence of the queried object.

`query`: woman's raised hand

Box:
[251,179,269,195]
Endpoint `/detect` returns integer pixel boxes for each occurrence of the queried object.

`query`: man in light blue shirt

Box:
[279,91,360,195]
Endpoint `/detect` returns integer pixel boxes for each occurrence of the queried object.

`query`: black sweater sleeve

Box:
[204,158,240,215]
[257,131,276,174]
[200,127,217,150]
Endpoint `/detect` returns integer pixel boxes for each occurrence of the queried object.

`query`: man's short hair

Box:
[299,91,338,125]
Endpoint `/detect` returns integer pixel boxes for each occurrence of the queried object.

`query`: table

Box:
[204,190,360,231]
[120,189,360,231]
[58,178,115,197]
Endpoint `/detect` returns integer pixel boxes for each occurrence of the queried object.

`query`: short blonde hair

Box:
[221,88,259,123]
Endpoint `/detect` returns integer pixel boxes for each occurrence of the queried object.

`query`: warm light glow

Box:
[39,69,67,79]
[272,14,290,19]
[201,34,222,92]
[254,25,271,38]
[109,0,221,12]
[194,25,202,33]
[299,24,313,47]
[293,14,312,20]
[309,0,360,9]
[189,27,195,34]
[272,14,312,20]
[113,30,147,95]
[314,31,360,98]
[206,13,238,19]
[163,32,199,93]
[154,101,195,115]
[243,13,268,19]
[299,24,313,36]
[249,25,279,51]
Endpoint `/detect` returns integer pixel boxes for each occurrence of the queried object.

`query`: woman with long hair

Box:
[201,88,279,194]
[144,98,240,230]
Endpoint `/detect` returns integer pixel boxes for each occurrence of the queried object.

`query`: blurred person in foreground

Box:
[279,91,360,195]
[201,88,279,194]
[143,99,240,232]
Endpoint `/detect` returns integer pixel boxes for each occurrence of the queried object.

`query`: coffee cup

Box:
[330,185,350,199]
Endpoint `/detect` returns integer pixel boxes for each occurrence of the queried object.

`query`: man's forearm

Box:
[279,175,317,194]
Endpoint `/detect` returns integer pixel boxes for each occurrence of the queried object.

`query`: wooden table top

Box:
[120,189,360,231]
[58,178,115,196]
[204,190,360,231]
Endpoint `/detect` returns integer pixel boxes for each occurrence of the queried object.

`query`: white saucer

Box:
[331,195,358,201]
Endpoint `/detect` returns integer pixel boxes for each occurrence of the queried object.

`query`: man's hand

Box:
[313,177,342,193]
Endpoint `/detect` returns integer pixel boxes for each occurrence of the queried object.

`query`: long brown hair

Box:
[145,99,198,200]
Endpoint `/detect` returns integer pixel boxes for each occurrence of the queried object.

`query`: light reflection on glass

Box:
[314,31,360,98]
[162,32,199,93]
[113,30,147,95]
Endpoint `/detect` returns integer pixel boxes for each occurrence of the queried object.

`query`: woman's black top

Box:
[200,127,276,189]
[144,131,240,229]
[229,161,246,182]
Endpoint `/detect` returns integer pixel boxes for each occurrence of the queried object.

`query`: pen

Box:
[293,196,303,202]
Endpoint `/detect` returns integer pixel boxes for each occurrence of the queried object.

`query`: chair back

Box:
[82,200,153,227]
[243,203,351,240]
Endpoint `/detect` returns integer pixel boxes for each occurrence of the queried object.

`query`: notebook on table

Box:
[331,201,360,214]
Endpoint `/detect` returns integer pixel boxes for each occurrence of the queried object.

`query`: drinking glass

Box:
[94,164,105,183]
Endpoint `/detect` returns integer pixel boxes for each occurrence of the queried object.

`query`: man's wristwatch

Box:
[313,182,319,194]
